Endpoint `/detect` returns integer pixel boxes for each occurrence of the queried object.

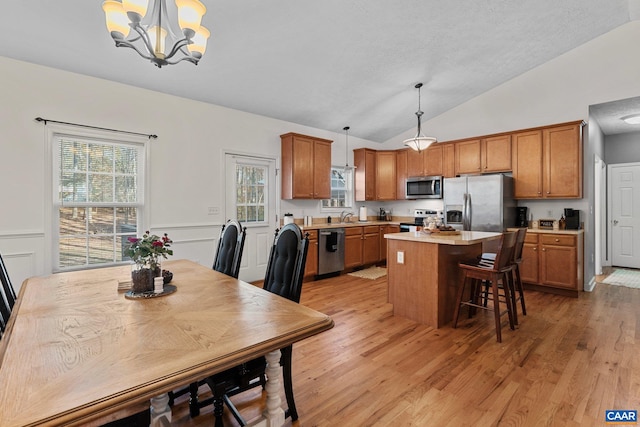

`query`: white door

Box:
[609,162,640,268]
[225,153,277,282]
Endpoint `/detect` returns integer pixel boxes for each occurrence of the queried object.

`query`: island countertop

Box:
[384,230,502,245]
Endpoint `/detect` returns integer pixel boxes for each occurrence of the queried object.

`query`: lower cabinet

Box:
[379,224,400,261]
[345,227,364,269]
[519,230,583,296]
[362,226,380,265]
[344,225,382,269]
[304,230,318,278]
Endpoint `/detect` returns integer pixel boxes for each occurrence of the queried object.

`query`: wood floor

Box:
[167,271,640,426]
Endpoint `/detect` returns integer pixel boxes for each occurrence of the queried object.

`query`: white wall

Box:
[605,131,640,164]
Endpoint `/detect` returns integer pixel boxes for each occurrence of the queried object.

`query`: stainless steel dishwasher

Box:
[318,228,345,275]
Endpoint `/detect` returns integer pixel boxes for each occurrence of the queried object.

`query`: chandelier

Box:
[403,83,437,152]
[102,0,210,68]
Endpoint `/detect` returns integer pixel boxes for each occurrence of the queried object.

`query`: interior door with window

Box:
[225,154,277,281]
[609,162,640,268]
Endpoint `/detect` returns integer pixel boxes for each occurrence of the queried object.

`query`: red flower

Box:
[152,241,164,247]
[127,237,140,243]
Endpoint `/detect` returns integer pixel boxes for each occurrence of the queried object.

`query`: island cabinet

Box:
[512,121,583,199]
[304,230,318,278]
[354,148,376,201]
[454,135,512,175]
[517,229,584,297]
[280,133,332,199]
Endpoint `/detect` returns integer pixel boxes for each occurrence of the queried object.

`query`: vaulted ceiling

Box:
[0,1,636,141]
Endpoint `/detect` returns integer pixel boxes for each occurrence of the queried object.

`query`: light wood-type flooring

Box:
[166,270,640,426]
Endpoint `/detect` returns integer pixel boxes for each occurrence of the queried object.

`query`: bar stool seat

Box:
[453,231,517,342]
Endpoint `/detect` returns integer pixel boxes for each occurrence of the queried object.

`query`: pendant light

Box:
[343,126,355,171]
[403,83,437,152]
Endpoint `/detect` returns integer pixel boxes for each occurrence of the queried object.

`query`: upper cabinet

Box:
[354,149,396,201]
[354,148,376,201]
[512,121,583,199]
[280,133,332,199]
[455,135,511,175]
[406,143,447,177]
[375,151,397,200]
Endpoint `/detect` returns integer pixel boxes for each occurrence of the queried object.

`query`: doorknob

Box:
[613,219,619,225]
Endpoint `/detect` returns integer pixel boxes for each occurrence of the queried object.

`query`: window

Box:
[235,163,267,223]
[54,135,145,270]
[322,166,353,209]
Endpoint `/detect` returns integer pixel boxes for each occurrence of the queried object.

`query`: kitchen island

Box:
[384,230,502,328]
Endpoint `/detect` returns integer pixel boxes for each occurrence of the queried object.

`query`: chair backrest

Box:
[263,223,309,303]
[0,252,16,333]
[493,231,517,271]
[212,220,247,279]
[512,227,528,263]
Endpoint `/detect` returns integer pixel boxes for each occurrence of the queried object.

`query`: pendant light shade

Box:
[403,83,437,152]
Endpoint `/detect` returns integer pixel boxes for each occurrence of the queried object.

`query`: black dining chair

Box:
[212,219,247,278]
[0,252,17,336]
[168,220,247,412]
[201,223,309,427]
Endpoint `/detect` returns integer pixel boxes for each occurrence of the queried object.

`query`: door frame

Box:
[607,161,640,269]
[222,149,280,282]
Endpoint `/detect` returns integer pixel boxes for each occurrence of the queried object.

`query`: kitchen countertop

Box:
[298,220,400,231]
[384,230,502,246]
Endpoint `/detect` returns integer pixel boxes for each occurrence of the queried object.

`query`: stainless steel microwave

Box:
[406,176,443,199]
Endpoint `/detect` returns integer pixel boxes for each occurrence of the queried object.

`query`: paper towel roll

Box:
[359,206,367,221]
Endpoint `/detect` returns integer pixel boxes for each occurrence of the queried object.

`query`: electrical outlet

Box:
[207,206,220,215]
[397,251,404,264]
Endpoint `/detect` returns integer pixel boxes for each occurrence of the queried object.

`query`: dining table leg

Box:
[247,349,285,427]
[149,393,172,427]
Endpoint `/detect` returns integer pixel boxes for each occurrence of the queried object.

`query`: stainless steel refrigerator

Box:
[443,174,516,231]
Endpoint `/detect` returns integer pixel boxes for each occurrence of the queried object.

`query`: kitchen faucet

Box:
[340,210,354,223]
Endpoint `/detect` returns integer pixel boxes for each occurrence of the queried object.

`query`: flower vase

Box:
[131,260,161,293]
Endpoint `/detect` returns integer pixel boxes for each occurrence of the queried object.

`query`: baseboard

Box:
[584,277,596,292]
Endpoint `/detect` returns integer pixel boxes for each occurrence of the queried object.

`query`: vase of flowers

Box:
[125,231,173,293]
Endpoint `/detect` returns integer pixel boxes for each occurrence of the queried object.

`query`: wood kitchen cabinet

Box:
[344,225,381,269]
[396,150,408,200]
[454,135,511,175]
[518,230,583,297]
[304,230,318,278]
[362,226,381,265]
[344,227,364,269]
[406,144,445,177]
[354,148,376,201]
[512,121,583,199]
[375,151,396,200]
[379,224,400,262]
[442,142,456,178]
[280,132,332,199]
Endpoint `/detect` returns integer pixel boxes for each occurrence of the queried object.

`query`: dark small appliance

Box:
[515,206,528,227]
[564,208,580,230]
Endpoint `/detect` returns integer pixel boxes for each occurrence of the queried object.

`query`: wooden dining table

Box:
[0,259,333,427]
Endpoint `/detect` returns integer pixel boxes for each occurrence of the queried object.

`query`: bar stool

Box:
[453,231,517,342]
[480,227,527,325]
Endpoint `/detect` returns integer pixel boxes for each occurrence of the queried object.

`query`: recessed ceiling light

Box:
[621,114,640,124]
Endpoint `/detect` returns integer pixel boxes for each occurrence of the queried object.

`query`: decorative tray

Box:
[429,230,461,235]
[125,284,177,300]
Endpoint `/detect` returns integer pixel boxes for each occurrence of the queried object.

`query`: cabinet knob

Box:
[542,248,546,251]
[555,238,559,242]
[533,247,537,251]
[546,191,550,194]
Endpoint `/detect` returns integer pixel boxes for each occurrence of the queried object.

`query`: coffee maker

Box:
[564,208,580,229]
[515,207,528,227]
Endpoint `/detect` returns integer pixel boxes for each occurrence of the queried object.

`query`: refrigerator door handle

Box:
[466,192,472,230]
[462,193,468,231]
